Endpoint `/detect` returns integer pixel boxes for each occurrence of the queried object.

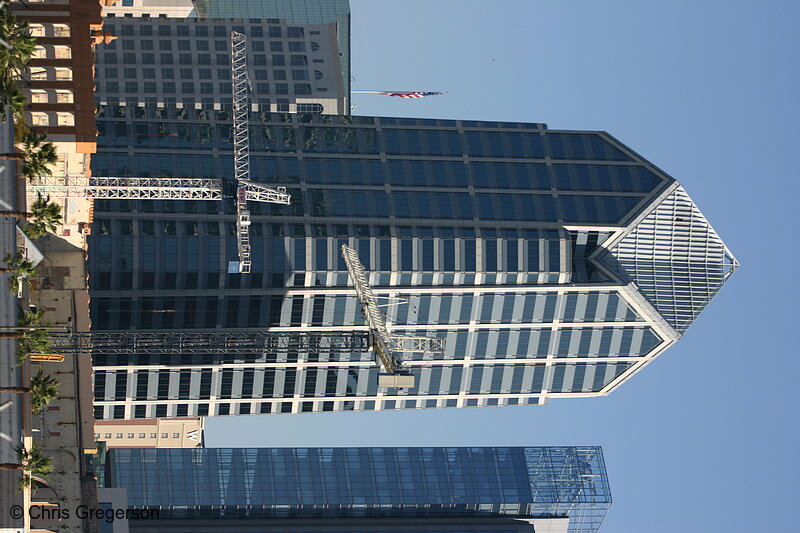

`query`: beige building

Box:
[95,417,204,448]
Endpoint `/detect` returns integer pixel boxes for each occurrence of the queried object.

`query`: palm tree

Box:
[0,132,59,180]
[1,251,37,294]
[0,443,54,477]
[21,194,62,240]
[17,329,51,365]
[0,7,36,77]
[0,194,63,240]
[0,369,60,413]
[0,75,27,123]
[30,369,59,413]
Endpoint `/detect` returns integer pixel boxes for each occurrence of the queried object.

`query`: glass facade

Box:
[103,446,611,533]
[96,17,345,113]
[88,109,736,420]
[192,0,351,99]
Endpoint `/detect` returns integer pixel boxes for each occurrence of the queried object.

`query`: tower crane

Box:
[340,245,444,387]
[50,246,445,388]
[27,31,291,276]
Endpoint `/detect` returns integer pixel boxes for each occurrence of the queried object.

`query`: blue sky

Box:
[207,1,800,531]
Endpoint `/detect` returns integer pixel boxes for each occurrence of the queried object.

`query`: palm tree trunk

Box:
[0,387,31,393]
[0,154,23,160]
[0,211,30,219]
[0,464,23,470]
[0,332,22,338]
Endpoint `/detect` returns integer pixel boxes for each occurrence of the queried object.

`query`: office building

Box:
[87,110,738,420]
[95,417,204,448]
[99,446,612,533]
[96,16,348,114]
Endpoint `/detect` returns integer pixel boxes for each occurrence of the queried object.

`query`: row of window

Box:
[103,67,323,82]
[101,81,316,96]
[105,22,311,39]
[95,432,181,439]
[94,395,545,420]
[106,38,314,53]
[101,52,311,67]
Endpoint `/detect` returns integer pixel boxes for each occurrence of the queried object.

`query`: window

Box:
[104,433,111,438]
[115,433,123,438]
[292,69,308,80]
[161,433,168,438]
[54,46,71,59]
[270,41,283,52]
[294,83,312,95]
[287,27,304,38]
[32,45,46,59]
[268,26,281,38]
[311,41,320,51]
[56,91,73,103]
[30,69,48,81]
[30,91,47,103]
[178,40,190,51]
[314,70,323,80]
[160,40,172,50]
[290,55,307,66]
[94,433,100,439]
[288,41,305,52]
[29,24,45,37]
[196,41,208,51]
[127,433,134,438]
[31,113,49,126]
[150,433,157,438]
[54,24,70,37]
[180,68,193,79]
[272,55,285,66]
[57,113,74,126]
[55,68,72,80]
[173,433,180,438]
[272,70,286,80]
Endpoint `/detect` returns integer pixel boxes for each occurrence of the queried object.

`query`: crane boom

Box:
[340,245,445,384]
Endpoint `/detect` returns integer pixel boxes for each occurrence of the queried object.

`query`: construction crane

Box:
[49,247,445,388]
[27,31,291,275]
[230,30,291,274]
[340,245,444,388]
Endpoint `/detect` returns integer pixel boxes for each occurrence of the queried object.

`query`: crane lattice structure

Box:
[230,30,291,273]
[51,331,370,355]
[27,31,291,273]
[341,245,444,386]
[46,247,444,388]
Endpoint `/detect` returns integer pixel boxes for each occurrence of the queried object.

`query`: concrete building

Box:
[99,446,612,533]
[102,0,196,18]
[85,110,738,420]
[95,16,347,114]
[95,417,204,448]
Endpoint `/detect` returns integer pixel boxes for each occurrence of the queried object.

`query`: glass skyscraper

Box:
[100,446,611,533]
[88,107,737,420]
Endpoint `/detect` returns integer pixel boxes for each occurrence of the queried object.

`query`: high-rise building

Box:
[88,108,737,420]
[95,417,204,448]
[95,16,348,114]
[100,0,352,110]
[99,446,612,533]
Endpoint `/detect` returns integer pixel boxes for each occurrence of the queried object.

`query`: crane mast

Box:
[230,31,290,274]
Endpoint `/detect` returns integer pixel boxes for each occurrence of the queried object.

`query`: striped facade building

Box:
[87,109,737,420]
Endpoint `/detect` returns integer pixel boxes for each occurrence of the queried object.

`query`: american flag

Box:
[379,91,446,99]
